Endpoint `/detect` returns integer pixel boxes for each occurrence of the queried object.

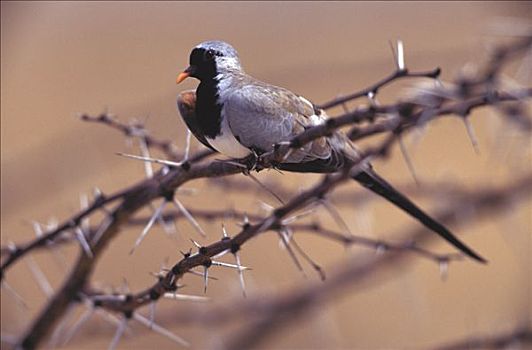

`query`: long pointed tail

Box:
[353,169,486,263]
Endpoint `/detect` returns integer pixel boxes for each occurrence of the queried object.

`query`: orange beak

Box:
[176,66,196,84]
[176,72,190,84]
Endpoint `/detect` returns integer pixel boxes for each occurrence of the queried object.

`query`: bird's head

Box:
[177,40,242,84]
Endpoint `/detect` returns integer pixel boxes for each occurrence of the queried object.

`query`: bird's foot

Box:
[240,151,260,175]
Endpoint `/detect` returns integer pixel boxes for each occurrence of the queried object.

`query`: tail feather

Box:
[353,169,486,263]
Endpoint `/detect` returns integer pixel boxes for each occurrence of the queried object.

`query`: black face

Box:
[188,48,223,81]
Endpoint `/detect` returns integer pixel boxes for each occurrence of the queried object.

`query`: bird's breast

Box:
[206,115,251,158]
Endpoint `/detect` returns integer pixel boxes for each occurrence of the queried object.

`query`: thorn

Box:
[93,186,104,199]
[281,207,317,225]
[46,217,59,231]
[398,134,421,186]
[1,279,28,309]
[320,199,353,237]
[210,260,251,271]
[91,215,113,245]
[396,39,405,70]
[50,305,78,348]
[75,227,93,258]
[151,202,178,237]
[133,312,190,347]
[278,229,306,278]
[290,237,326,281]
[138,138,154,178]
[234,253,247,298]
[31,221,44,237]
[258,200,275,214]
[130,200,167,255]
[212,249,231,260]
[116,152,184,168]
[222,223,229,238]
[367,91,380,106]
[190,239,202,249]
[173,197,207,237]
[61,306,94,346]
[462,117,481,155]
[236,214,251,228]
[187,269,219,281]
[203,266,209,294]
[246,173,285,204]
[25,256,53,297]
[163,293,210,302]
[108,316,128,350]
[95,309,131,331]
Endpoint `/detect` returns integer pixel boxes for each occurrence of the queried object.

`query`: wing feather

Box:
[223,82,331,162]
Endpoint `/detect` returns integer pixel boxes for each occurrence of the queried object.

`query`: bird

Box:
[175,40,486,263]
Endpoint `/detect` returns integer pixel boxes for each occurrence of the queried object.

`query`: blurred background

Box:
[1,2,531,349]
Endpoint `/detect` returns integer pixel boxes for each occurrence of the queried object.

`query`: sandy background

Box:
[1,2,531,349]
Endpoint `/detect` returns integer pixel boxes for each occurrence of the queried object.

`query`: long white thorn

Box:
[91,215,113,245]
[463,117,481,154]
[26,256,54,297]
[116,152,184,168]
[212,249,231,260]
[203,266,209,294]
[320,199,353,237]
[151,203,177,237]
[222,223,229,238]
[190,239,202,249]
[139,138,154,178]
[96,309,129,330]
[50,304,78,348]
[173,197,207,237]
[75,227,93,258]
[210,260,251,271]
[108,317,128,350]
[163,293,210,302]
[187,268,219,280]
[130,200,167,254]
[234,253,247,298]
[61,306,94,346]
[398,135,420,186]
[397,39,405,70]
[31,221,44,237]
[281,207,318,225]
[133,312,190,347]
[1,280,28,309]
[278,229,306,278]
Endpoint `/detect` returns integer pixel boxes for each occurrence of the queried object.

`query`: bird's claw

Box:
[241,151,259,175]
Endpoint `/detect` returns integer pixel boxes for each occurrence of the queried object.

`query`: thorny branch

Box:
[1,37,531,349]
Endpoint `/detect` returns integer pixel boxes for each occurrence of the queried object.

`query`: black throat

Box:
[196,77,223,139]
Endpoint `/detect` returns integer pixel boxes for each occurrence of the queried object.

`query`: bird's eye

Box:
[204,49,216,61]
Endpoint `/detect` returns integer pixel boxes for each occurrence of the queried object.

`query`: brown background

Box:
[1,2,531,349]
